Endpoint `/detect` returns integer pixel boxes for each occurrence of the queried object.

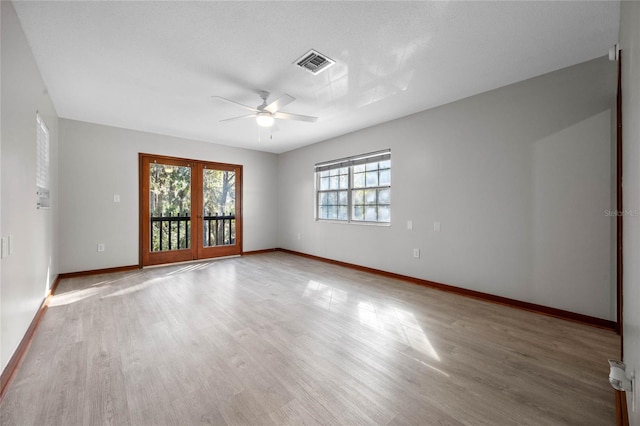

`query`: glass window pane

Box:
[329,176,339,189]
[365,207,377,221]
[319,206,328,219]
[338,206,348,220]
[328,206,338,220]
[379,169,391,186]
[353,172,365,188]
[365,171,378,187]
[378,188,390,204]
[320,177,329,190]
[319,170,329,178]
[378,206,390,222]
[365,189,377,205]
[353,190,364,205]
[316,152,390,224]
[353,206,364,221]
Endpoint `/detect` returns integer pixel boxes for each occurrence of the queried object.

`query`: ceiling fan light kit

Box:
[213,90,318,132]
[256,112,275,128]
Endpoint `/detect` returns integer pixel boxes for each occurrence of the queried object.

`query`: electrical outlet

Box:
[113,194,121,203]
[434,221,441,232]
[413,248,420,258]
[297,233,301,240]
[407,220,413,230]
[97,243,105,252]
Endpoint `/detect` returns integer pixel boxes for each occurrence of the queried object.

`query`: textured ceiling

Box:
[12,1,620,154]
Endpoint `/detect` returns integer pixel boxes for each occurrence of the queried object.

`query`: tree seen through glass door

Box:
[203,168,236,247]
[149,163,191,251]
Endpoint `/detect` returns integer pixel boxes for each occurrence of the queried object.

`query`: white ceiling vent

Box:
[294,49,335,75]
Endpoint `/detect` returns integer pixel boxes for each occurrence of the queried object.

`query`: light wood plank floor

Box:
[1,252,620,425]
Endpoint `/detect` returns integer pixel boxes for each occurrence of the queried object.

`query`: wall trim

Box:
[277,248,617,331]
[242,248,279,256]
[59,265,140,279]
[0,275,61,403]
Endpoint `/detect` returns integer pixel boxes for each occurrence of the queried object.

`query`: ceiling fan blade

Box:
[212,96,258,113]
[273,111,318,123]
[219,114,255,123]
[265,94,295,113]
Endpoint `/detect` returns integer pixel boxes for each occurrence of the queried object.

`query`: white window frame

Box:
[36,112,50,209]
[315,150,391,224]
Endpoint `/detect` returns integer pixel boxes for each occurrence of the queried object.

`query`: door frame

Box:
[139,153,243,267]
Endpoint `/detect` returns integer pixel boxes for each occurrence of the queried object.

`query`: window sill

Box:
[315,219,391,227]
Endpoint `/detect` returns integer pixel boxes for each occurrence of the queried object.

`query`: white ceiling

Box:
[12,1,620,154]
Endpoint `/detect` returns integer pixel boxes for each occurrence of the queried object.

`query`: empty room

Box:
[1,1,639,425]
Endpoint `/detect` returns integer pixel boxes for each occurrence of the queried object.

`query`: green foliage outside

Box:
[149,164,236,251]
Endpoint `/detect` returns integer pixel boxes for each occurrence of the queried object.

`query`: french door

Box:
[139,154,242,266]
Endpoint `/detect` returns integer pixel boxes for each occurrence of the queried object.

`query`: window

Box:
[36,112,50,209]
[315,150,391,224]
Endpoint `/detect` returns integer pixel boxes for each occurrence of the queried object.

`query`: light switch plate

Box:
[1,237,9,259]
[434,221,441,232]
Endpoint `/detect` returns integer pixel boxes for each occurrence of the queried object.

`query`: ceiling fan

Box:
[213,91,318,128]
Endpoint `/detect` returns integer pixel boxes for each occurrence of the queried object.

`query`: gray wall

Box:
[278,57,617,321]
[58,119,279,273]
[0,1,59,370]
[620,1,640,421]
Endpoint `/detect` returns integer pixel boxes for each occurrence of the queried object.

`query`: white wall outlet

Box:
[407,220,413,230]
[113,194,121,203]
[413,248,420,258]
[434,221,441,232]
[97,243,105,252]
[297,233,301,240]
[8,235,14,255]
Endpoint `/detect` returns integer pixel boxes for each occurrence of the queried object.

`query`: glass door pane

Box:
[202,168,236,247]
[149,162,192,252]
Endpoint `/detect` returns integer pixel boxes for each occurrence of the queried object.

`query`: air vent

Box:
[294,49,335,75]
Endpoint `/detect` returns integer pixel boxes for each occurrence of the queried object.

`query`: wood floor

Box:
[0,252,620,425]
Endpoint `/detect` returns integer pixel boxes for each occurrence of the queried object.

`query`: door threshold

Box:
[142,255,241,269]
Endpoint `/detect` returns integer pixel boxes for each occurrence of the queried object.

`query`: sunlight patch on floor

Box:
[358,301,440,361]
[302,280,349,310]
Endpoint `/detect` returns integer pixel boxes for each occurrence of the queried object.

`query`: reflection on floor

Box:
[0,252,619,425]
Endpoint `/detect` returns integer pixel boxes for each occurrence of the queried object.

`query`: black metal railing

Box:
[150,213,235,251]
[150,214,191,251]
[203,214,235,247]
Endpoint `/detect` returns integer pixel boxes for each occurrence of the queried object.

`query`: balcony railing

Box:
[150,213,235,251]
[203,214,236,247]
